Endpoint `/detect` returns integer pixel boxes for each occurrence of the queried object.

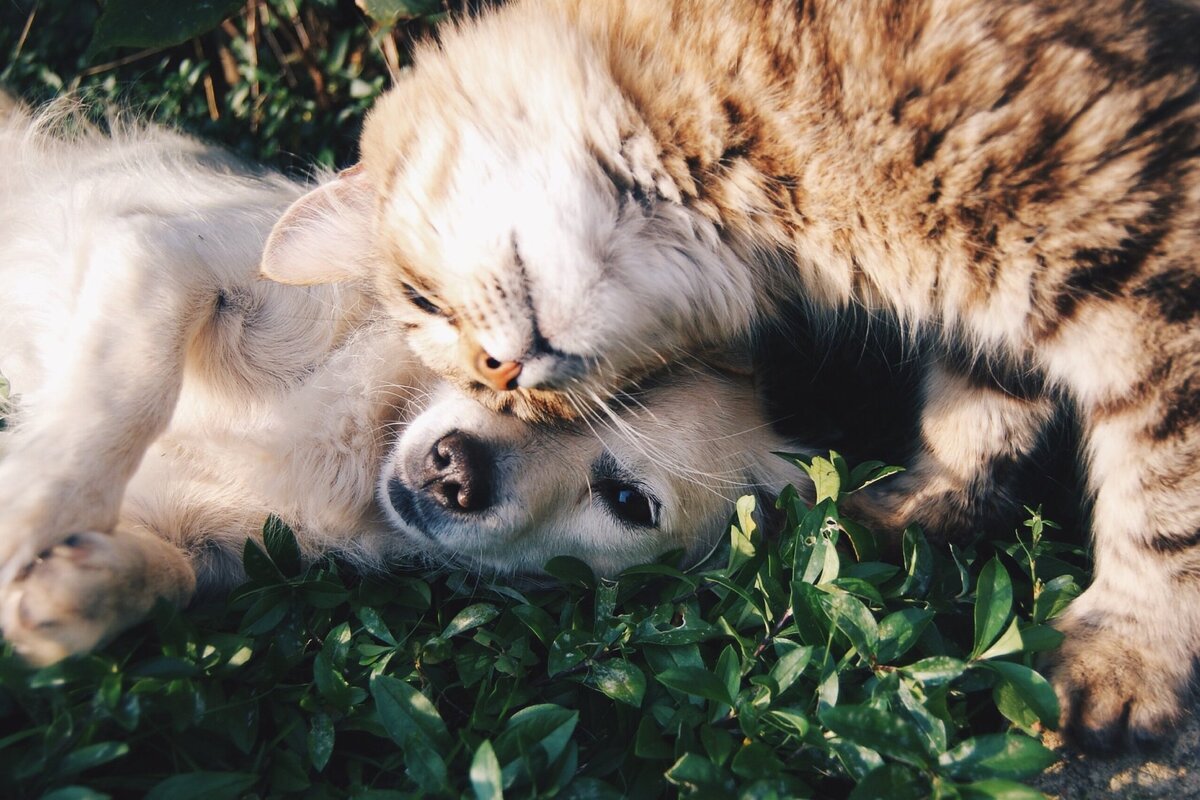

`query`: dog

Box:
[0,100,806,665]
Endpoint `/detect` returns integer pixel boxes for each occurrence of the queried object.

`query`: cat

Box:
[261,0,1200,751]
[0,100,805,664]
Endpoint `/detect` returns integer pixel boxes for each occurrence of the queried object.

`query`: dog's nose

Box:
[420,431,493,512]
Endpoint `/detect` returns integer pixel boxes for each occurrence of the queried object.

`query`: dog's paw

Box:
[0,531,155,666]
[1045,611,1191,753]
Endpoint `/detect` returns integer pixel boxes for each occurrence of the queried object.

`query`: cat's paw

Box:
[842,475,975,541]
[0,531,155,665]
[1046,611,1192,753]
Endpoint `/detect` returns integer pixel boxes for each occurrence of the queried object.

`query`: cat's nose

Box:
[475,350,523,392]
[419,430,493,513]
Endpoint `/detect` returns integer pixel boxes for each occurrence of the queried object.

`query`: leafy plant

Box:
[0,453,1089,797]
[0,0,448,171]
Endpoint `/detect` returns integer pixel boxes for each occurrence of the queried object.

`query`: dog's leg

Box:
[0,526,195,665]
[0,218,215,586]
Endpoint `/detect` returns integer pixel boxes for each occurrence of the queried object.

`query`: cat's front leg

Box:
[0,527,195,665]
[843,360,1057,539]
[1047,389,1200,751]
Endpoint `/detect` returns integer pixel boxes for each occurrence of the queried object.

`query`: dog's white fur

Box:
[0,102,805,664]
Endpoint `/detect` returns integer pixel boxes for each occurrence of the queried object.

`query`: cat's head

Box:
[262,5,753,421]
[381,361,808,576]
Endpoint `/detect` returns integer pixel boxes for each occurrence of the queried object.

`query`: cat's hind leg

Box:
[844,359,1057,539]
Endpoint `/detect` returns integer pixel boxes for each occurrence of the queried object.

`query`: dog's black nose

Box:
[421,430,493,513]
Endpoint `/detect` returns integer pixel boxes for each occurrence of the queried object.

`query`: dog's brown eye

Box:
[596,479,659,528]
[402,283,442,316]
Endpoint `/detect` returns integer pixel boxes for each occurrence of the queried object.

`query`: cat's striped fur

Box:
[263,0,1200,751]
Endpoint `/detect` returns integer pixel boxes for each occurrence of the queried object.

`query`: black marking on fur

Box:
[511,234,578,365]
[1148,526,1200,555]
[943,343,1047,402]
[890,86,922,123]
[926,176,942,205]
[1133,268,1200,324]
[913,128,945,167]
[1150,380,1200,442]
[1052,191,1175,323]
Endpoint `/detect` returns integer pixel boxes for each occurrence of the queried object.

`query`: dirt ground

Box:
[1034,698,1200,799]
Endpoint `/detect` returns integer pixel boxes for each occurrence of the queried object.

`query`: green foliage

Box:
[0,457,1089,797]
[0,0,446,171]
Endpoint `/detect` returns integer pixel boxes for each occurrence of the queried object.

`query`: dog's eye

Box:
[595,479,659,528]
[402,283,443,316]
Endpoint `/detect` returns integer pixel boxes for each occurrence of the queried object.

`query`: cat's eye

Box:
[595,479,660,528]
[402,282,442,316]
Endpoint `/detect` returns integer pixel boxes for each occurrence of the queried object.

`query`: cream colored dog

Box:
[0,104,806,665]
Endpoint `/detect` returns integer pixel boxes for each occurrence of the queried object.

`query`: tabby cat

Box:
[262,0,1200,751]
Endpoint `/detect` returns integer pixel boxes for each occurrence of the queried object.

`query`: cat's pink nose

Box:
[475,351,522,392]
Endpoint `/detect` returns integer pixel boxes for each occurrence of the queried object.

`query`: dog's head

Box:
[380,363,809,576]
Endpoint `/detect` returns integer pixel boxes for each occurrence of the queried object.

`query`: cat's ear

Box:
[261,164,375,285]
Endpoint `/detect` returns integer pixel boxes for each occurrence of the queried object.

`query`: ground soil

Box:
[1035,698,1200,799]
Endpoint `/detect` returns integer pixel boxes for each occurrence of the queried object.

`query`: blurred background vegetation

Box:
[0,0,467,173]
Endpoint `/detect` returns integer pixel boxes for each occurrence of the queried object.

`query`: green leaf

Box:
[764,708,810,738]
[938,734,1057,781]
[897,527,934,598]
[1033,574,1082,623]
[371,675,452,793]
[470,740,503,800]
[357,0,442,26]
[262,516,302,576]
[308,711,335,772]
[656,666,734,706]
[847,764,928,800]
[984,662,1060,728]
[57,742,129,776]
[876,608,934,663]
[548,629,593,676]
[665,753,732,792]
[730,741,783,779]
[241,539,283,583]
[585,660,646,707]
[819,705,933,768]
[543,556,596,589]
[41,789,112,800]
[494,704,579,767]
[88,0,244,59]
[443,603,500,638]
[512,604,557,644]
[634,716,674,760]
[958,779,1051,800]
[976,617,1024,661]
[846,461,905,493]
[729,494,759,571]
[901,656,967,687]
[355,606,398,646]
[972,559,1014,658]
[801,454,842,503]
[1017,624,1064,653]
[820,591,879,659]
[145,772,257,800]
[768,642,813,695]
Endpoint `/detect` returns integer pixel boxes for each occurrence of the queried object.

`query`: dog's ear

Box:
[261,164,375,285]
